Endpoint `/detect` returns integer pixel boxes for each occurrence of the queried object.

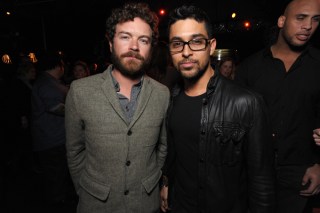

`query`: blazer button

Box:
[127,130,132,135]
[126,161,131,166]
[124,190,129,195]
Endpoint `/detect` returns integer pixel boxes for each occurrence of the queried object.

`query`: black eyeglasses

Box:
[169,38,211,53]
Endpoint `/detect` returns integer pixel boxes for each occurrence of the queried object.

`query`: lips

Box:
[296,33,311,41]
[179,60,197,69]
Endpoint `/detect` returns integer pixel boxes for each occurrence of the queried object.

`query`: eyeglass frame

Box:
[168,38,212,53]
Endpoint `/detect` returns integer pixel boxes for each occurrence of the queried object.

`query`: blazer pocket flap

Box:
[141,170,162,194]
[79,172,111,201]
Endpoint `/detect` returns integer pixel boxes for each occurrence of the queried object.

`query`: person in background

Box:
[160,4,275,213]
[235,0,320,212]
[65,2,169,213]
[72,60,90,80]
[31,51,75,211]
[218,57,236,80]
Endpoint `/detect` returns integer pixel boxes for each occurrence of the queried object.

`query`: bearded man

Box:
[65,2,169,213]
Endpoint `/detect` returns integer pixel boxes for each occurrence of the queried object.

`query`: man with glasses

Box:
[160,5,275,213]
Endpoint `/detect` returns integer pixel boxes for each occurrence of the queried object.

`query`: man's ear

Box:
[278,15,286,28]
[106,34,113,53]
[209,39,217,56]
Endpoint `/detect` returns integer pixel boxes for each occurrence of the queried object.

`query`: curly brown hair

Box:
[106,2,159,46]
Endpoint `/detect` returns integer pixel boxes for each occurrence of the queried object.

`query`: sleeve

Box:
[247,95,276,213]
[65,83,86,194]
[157,88,170,170]
[39,83,68,116]
[161,96,176,187]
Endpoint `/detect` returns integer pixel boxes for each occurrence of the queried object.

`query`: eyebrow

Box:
[295,13,320,17]
[117,31,151,40]
[170,33,208,41]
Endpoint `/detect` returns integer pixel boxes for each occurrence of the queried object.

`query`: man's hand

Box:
[313,128,320,146]
[300,164,320,196]
[160,186,169,212]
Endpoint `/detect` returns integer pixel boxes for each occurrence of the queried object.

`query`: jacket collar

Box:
[100,64,154,127]
[171,71,220,98]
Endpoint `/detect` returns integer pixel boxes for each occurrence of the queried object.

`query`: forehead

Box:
[286,0,320,16]
[222,60,233,65]
[74,65,85,70]
[169,18,208,39]
[115,17,152,37]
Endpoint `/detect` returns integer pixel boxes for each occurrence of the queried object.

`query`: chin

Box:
[290,42,309,51]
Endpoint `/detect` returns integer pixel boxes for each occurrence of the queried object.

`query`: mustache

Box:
[178,59,198,65]
[121,51,144,60]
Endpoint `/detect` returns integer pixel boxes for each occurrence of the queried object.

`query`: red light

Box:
[244,21,251,28]
[159,9,166,16]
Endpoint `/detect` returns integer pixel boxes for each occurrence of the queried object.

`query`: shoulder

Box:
[308,46,320,61]
[238,48,268,68]
[220,78,264,104]
[145,76,170,96]
[69,73,105,90]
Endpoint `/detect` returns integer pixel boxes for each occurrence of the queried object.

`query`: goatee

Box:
[111,50,151,80]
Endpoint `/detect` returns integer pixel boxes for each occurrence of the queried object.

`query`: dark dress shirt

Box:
[235,46,320,165]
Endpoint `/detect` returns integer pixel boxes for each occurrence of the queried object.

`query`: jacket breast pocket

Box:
[209,122,246,166]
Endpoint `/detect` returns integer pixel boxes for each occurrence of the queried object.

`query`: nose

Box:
[129,39,139,51]
[182,43,193,57]
[302,18,313,30]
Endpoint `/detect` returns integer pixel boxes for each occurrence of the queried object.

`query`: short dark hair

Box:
[167,5,213,39]
[106,2,159,46]
[38,51,64,72]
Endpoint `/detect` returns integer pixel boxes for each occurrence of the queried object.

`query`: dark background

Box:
[1,0,319,64]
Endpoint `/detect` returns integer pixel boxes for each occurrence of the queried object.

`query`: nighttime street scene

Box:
[1,0,320,212]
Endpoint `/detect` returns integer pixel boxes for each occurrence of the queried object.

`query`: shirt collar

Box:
[263,44,317,59]
[110,69,144,92]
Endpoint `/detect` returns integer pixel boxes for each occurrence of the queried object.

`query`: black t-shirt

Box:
[168,91,206,212]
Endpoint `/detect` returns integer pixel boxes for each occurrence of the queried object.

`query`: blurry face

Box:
[220,60,233,79]
[169,19,216,80]
[109,17,153,79]
[278,0,320,47]
[26,67,36,80]
[73,65,89,79]
[57,62,65,79]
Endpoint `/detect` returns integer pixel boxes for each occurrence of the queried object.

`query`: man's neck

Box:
[46,68,61,80]
[271,39,306,72]
[112,69,141,99]
[184,67,214,97]
[271,34,307,59]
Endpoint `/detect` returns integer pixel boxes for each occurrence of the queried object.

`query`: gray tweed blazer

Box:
[65,66,169,213]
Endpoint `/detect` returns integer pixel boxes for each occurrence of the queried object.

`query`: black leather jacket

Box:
[164,74,275,213]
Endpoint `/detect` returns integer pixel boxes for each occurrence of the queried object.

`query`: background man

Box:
[31,51,73,210]
[235,0,320,212]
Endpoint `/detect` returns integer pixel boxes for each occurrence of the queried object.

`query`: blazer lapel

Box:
[101,71,128,124]
[129,76,153,128]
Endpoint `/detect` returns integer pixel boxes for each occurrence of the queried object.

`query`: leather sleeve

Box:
[246,94,276,213]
